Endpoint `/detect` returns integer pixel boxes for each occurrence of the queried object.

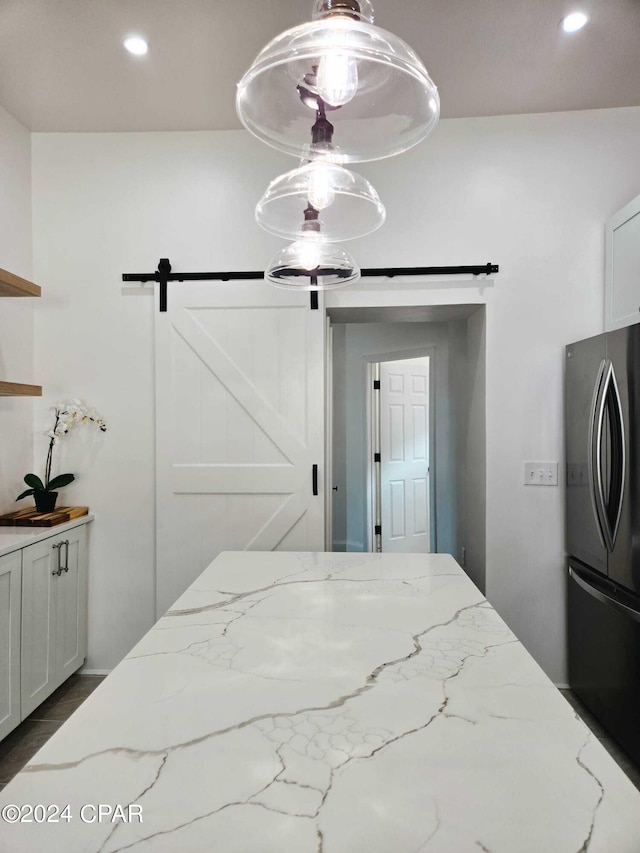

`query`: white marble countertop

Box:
[0,514,94,557]
[1,551,640,852]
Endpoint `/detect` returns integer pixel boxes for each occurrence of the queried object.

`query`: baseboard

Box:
[554,683,571,689]
[332,540,367,552]
[79,668,112,676]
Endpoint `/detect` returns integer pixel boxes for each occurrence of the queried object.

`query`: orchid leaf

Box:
[24,473,45,491]
[47,473,75,491]
[16,489,35,501]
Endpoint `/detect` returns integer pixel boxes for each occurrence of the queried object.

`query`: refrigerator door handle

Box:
[606,363,625,549]
[589,359,610,550]
[569,565,640,624]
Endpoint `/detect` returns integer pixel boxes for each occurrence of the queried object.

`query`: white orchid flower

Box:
[22,398,108,506]
[49,398,106,442]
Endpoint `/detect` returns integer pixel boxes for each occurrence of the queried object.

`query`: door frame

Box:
[324,316,334,550]
[365,347,437,553]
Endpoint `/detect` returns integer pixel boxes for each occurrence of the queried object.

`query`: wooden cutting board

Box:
[0,506,89,527]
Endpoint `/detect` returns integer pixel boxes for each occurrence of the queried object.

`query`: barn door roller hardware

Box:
[122,259,500,312]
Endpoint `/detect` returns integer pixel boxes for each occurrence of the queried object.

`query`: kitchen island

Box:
[1,551,639,851]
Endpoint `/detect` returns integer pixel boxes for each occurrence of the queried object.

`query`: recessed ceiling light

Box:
[123,36,148,56]
[561,12,589,33]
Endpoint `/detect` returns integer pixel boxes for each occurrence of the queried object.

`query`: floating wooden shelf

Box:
[0,381,42,397]
[0,268,41,297]
[0,267,42,395]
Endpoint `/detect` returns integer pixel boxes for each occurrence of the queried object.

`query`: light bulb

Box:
[316,52,358,107]
[307,163,336,210]
[123,36,148,56]
[295,240,324,271]
[561,12,588,32]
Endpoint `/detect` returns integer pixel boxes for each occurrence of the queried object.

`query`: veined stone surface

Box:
[1,551,639,851]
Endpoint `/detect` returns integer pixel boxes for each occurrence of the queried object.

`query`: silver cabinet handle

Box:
[63,539,70,572]
[51,542,63,576]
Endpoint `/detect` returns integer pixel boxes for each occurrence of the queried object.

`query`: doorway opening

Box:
[326,304,486,591]
[370,354,434,554]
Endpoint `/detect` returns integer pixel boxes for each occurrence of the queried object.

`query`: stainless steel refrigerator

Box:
[566,323,640,765]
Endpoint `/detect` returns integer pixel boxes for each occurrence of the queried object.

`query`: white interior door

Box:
[380,357,430,553]
[155,282,325,616]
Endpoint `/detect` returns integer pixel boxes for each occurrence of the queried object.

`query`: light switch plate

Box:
[524,461,558,486]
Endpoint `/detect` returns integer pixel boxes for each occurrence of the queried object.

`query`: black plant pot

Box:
[34,491,58,514]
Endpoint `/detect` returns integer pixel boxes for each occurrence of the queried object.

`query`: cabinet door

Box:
[54,527,88,686]
[21,527,89,717]
[21,538,57,718]
[0,551,22,740]
[605,195,640,331]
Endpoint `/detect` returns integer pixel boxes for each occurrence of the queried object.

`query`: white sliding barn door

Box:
[155,282,324,616]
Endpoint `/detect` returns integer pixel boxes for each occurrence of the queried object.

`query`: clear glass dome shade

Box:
[236,17,439,163]
[256,162,385,241]
[266,240,360,290]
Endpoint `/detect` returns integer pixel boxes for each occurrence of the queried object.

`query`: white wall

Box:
[31,107,640,681]
[0,105,34,513]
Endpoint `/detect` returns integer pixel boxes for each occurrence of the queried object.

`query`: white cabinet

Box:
[0,551,21,740]
[605,193,640,331]
[20,526,88,718]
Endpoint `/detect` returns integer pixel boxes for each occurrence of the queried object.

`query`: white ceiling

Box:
[0,0,639,132]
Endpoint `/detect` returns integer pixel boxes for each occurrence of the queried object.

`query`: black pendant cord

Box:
[123,259,500,312]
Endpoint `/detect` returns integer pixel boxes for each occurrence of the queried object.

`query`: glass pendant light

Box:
[236,0,440,163]
[266,239,360,290]
[256,161,385,241]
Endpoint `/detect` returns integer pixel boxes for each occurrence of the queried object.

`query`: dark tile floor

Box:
[0,679,639,795]
[0,674,104,793]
